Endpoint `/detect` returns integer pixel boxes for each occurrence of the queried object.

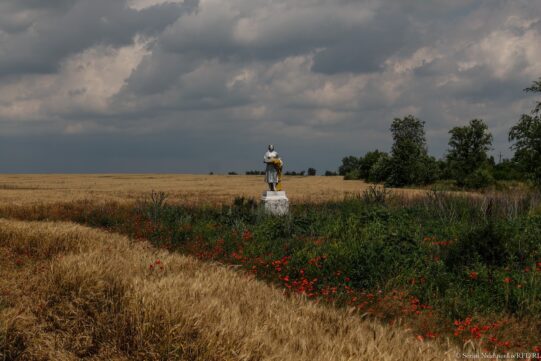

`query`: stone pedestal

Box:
[261,191,289,216]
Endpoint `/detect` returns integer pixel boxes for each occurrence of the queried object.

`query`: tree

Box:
[447,119,493,187]
[367,152,392,183]
[509,78,541,186]
[338,156,361,176]
[493,159,523,181]
[307,168,317,176]
[387,115,432,187]
[358,150,386,179]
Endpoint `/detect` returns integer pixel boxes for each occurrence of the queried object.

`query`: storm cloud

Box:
[1,0,540,172]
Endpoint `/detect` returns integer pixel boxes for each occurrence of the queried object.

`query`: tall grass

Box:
[1,188,540,352]
[0,219,458,360]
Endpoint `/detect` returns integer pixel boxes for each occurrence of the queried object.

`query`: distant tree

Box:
[285,171,304,176]
[421,155,441,185]
[300,170,306,176]
[209,172,214,175]
[245,170,265,175]
[338,156,361,176]
[367,152,392,183]
[436,159,453,180]
[324,170,338,176]
[228,172,238,175]
[463,165,495,189]
[359,150,386,179]
[307,168,317,176]
[447,119,493,187]
[509,78,541,186]
[387,115,432,187]
[493,159,523,181]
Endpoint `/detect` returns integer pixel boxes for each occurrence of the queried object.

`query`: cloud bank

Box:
[1,0,540,172]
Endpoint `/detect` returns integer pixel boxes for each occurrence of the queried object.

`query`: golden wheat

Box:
[0,174,425,206]
[0,219,462,360]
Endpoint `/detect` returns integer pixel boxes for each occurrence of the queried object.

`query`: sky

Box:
[0,0,540,173]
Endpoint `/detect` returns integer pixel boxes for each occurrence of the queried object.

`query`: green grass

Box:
[2,189,540,351]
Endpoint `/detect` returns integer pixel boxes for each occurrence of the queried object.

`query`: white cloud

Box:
[0,38,149,130]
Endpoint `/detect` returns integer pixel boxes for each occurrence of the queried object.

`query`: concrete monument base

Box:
[261,191,289,216]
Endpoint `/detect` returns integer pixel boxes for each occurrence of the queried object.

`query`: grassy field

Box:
[0,219,458,360]
[1,175,540,359]
[0,174,423,205]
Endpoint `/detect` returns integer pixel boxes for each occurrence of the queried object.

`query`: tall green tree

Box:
[338,156,361,177]
[387,115,431,187]
[358,150,386,179]
[509,78,541,186]
[447,119,493,187]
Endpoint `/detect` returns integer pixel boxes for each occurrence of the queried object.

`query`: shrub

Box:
[367,154,392,183]
[464,166,495,189]
[344,169,360,180]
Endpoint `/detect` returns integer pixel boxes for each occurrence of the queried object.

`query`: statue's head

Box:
[268,144,274,152]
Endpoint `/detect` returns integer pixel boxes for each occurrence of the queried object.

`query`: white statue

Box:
[263,144,283,191]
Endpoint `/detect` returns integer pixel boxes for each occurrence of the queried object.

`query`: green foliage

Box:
[508,78,541,187]
[359,150,386,179]
[338,156,361,176]
[361,185,392,205]
[284,170,306,176]
[464,164,495,189]
[447,119,493,187]
[493,159,523,181]
[510,114,541,187]
[343,169,360,180]
[387,115,433,187]
[525,77,541,116]
[19,190,541,346]
[122,190,541,321]
[366,152,392,183]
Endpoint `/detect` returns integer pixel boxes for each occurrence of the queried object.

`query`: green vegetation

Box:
[509,78,541,187]
[4,189,540,351]
[340,77,541,190]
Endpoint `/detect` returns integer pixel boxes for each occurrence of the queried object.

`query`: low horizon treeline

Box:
[245,168,337,176]
[339,77,541,189]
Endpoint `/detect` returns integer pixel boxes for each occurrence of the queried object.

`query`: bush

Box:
[359,150,387,179]
[367,154,392,183]
[464,166,495,189]
[344,169,360,180]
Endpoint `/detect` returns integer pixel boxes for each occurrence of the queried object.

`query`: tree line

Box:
[339,78,541,189]
[245,169,319,176]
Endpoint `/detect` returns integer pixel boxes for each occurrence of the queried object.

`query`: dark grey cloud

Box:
[0,0,196,76]
[1,0,541,173]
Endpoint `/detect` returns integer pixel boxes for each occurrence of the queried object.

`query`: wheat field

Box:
[0,174,424,206]
[0,175,461,360]
[0,219,461,360]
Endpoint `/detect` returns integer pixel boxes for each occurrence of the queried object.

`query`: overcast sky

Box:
[1,0,540,173]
